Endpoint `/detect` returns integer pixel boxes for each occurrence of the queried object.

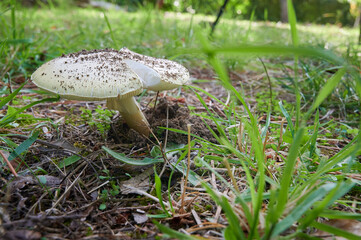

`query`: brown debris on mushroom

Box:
[31,48,190,136]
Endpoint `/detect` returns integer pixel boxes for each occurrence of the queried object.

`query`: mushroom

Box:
[31,48,189,136]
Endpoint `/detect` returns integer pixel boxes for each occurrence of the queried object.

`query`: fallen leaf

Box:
[52,139,80,153]
[9,175,62,192]
[132,212,148,224]
[313,219,361,239]
[3,230,41,240]
[119,168,153,194]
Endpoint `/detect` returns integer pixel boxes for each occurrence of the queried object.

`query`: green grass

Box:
[1,1,361,239]
[0,4,359,72]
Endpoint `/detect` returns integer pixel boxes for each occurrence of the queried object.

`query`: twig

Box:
[185,193,200,210]
[47,168,85,214]
[186,222,226,233]
[237,120,244,152]
[259,58,273,107]
[123,185,170,208]
[191,209,203,227]
[210,0,230,36]
[212,189,227,223]
[93,204,158,217]
[152,91,160,113]
[88,180,109,194]
[223,158,239,193]
[179,124,192,213]
[26,192,48,217]
[0,150,18,177]
[210,160,218,190]
[277,118,285,152]
[87,180,109,194]
[163,101,169,151]
[263,130,270,154]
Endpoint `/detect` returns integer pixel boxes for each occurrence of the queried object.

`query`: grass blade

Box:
[0,97,59,127]
[319,209,361,220]
[287,0,299,46]
[300,180,355,228]
[287,0,300,131]
[103,11,118,49]
[0,82,26,108]
[279,101,294,138]
[189,85,227,107]
[57,155,81,168]
[271,182,336,237]
[274,127,305,219]
[311,221,361,240]
[8,131,39,161]
[309,109,319,157]
[307,68,346,116]
[102,146,163,165]
[202,183,246,240]
[153,221,201,240]
[154,167,170,217]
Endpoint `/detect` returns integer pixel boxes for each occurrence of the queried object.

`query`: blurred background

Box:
[17,0,361,27]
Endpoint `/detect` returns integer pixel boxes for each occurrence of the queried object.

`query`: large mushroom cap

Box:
[31,49,143,101]
[31,48,190,136]
[120,47,190,91]
[31,48,190,97]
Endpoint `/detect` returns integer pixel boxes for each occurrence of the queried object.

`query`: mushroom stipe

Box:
[31,48,190,136]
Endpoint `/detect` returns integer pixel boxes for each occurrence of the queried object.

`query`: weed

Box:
[80,106,113,139]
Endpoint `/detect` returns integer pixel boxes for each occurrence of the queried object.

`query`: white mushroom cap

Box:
[120,47,190,91]
[31,48,190,136]
[31,49,143,101]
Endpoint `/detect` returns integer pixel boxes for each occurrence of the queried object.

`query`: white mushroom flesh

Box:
[120,47,190,91]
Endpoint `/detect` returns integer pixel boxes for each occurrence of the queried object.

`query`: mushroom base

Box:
[107,97,150,136]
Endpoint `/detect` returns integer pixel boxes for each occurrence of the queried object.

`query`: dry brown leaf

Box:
[313,219,361,239]
[9,175,62,192]
[119,167,153,194]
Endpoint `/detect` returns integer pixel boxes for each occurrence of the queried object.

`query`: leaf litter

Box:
[0,70,228,239]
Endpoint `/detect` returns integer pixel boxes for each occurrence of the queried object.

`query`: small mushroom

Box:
[31,48,189,136]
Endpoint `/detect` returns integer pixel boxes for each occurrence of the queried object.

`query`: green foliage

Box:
[203,183,247,240]
[154,167,171,217]
[2,131,39,162]
[102,146,164,165]
[155,2,361,238]
[0,83,57,130]
[153,221,200,240]
[241,0,353,25]
[80,106,113,138]
[98,180,121,210]
[57,155,81,168]
[110,0,356,26]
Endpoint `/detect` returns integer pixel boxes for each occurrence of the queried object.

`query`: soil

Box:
[109,97,218,147]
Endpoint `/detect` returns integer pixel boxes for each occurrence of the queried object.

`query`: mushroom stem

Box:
[107,97,151,136]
